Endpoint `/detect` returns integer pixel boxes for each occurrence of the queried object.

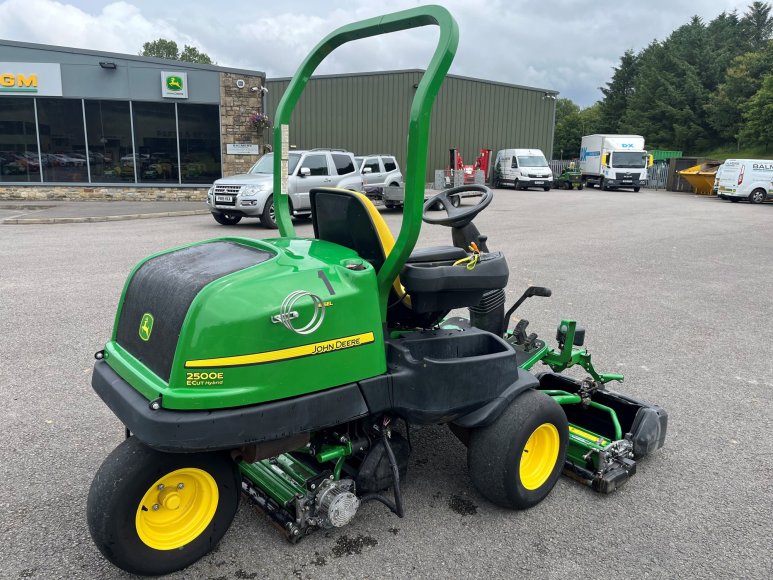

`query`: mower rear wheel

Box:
[467,389,567,509]
[87,437,240,576]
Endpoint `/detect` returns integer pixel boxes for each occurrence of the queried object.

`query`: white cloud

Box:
[0,0,755,105]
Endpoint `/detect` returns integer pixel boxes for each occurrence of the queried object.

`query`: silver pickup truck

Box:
[207,149,364,228]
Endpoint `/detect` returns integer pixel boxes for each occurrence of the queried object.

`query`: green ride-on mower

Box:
[87,7,667,576]
[556,161,584,190]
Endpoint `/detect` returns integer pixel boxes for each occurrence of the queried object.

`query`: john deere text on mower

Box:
[87,6,667,576]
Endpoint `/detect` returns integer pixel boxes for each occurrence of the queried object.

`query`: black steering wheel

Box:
[422,184,493,227]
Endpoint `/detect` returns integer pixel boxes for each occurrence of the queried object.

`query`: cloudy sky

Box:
[0,0,757,106]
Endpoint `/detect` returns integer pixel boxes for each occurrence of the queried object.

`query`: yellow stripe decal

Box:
[185,332,376,368]
[569,425,609,446]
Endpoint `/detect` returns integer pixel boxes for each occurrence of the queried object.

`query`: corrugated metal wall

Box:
[266,70,556,181]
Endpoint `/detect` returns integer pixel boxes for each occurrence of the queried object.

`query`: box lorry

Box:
[580,134,652,191]
[716,159,773,204]
[492,148,553,190]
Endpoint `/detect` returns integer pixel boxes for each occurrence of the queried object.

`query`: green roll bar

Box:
[271,5,459,321]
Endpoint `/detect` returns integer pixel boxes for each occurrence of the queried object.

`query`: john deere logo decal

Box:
[166,75,183,92]
[161,71,188,99]
[139,313,154,342]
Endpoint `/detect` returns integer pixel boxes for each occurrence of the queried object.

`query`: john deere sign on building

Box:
[0,62,62,96]
[161,71,188,99]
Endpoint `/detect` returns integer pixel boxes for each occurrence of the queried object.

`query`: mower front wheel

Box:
[467,389,567,510]
[87,437,240,576]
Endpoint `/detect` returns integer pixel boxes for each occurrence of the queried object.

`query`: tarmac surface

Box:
[1,188,771,579]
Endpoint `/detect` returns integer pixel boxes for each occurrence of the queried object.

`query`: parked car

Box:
[355,155,403,191]
[207,149,364,228]
[716,158,773,204]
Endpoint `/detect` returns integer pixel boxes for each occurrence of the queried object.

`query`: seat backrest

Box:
[310,188,395,272]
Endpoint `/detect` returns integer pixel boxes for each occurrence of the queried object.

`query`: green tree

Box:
[552,99,602,159]
[621,41,709,151]
[140,39,214,64]
[740,73,773,150]
[741,1,773,47]
[705,41,773,143]
[179,45,214,65]
[598,50,639,133]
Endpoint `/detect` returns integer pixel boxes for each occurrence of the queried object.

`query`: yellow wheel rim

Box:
[519,423,560,490]
[135,467,219,550]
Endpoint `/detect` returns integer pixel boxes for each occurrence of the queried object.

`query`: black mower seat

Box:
[310,187,508,317]
[407,245,468,263]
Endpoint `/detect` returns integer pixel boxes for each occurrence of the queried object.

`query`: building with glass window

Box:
[2,40,557,201]
[0,40,266,200]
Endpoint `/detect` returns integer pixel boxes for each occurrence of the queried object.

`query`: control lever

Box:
[503,286,552,337]
[512,319,529,344]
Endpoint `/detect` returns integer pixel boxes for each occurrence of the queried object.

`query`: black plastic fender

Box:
[450,371,540,428]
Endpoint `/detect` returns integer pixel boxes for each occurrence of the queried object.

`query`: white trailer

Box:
[579,134,651,191]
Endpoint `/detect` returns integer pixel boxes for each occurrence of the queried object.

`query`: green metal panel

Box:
[104,236,387,410]
[266,71,556,182]
[650,149,683,161]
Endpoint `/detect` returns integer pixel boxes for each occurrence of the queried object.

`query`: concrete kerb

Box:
[1,209,210,225]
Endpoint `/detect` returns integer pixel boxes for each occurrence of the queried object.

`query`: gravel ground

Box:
[0,188,771,580]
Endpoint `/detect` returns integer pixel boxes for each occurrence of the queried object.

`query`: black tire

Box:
[578,183,584,190]
[543,186,551,192]
[87,437,240,576]
[261,195,277,229]
[467,389,567,510]
[514,179,521,190]
[384,201,396,209]
[633,187,641,192]
[749,188,766,204]
[491,176,499,188]
[211,211,242,226]
[601,178,609,191]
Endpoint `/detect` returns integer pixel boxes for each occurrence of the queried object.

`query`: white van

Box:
[716,159,773,204]
[492,148,553,191]
[712,163,725,195]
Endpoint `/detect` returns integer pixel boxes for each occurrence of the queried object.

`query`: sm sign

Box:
[0,63,62,96]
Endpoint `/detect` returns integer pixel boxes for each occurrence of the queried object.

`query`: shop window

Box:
[132,102,179,183]
[0,98,39,182]
[177,103,221,184]
[36,99,89,183]
[84,100,134,183]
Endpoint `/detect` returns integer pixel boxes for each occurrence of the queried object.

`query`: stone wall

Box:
[0,186,207,201]
[220,72,267,177]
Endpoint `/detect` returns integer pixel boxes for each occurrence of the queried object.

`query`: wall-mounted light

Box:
[99,61,117,69]
[542,92,557,100]
[236,79,245,88]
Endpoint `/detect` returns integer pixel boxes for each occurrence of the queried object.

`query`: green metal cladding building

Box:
[266,70,557,181]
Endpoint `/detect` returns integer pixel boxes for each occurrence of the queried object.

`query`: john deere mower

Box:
[87,6,667,576]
